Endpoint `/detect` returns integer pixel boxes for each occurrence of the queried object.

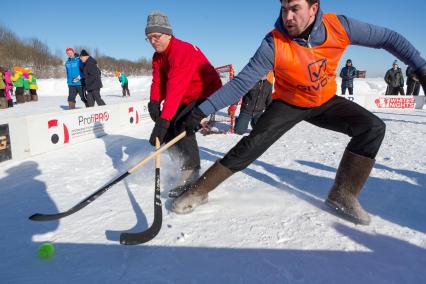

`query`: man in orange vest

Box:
[172,0,426,225]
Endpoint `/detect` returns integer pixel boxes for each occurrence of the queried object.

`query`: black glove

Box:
[415,64,426,93]
[149,118,170,146]
[183,107,207,135]
[148,101,160,122]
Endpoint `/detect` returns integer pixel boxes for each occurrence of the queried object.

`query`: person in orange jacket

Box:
[173,0,426,226]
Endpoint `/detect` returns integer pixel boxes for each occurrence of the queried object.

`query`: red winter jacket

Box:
[150,37,222,121]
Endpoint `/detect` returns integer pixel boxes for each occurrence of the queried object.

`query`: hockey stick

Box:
[29,131,186,221]
[119,137,162,245]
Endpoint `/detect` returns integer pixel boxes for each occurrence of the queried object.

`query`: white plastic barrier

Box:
[0,100,150,164]
[338,95,425,110]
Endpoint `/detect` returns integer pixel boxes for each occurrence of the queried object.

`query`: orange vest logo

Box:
[296,58,329,92]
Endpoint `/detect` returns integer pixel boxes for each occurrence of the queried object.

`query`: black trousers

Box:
[406,80,421,96]
[221,96,386,172]
[86,89,106,107]
[68,85,87,104]
[386,86,405,96]
[341,86,353,95]
[122,83,130,96]
[164,101,201,171]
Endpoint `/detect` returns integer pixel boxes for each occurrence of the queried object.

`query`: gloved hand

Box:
[415,64,426,93]
[183,107,206,135]
[149,118,170,146]
[72,75,81,83]
[148,101,160,122]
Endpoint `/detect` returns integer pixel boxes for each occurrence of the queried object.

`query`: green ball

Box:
[38,242,55,259]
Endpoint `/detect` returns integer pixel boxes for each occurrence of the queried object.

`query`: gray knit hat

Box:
[145,11,173,35]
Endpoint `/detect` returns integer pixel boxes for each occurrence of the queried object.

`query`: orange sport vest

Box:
[272,13,350,108]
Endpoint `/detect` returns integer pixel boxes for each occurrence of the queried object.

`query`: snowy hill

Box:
[0,77,425,283]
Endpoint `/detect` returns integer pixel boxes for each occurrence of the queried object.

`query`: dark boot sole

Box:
[168,186,188,198]
[325,199,370,225]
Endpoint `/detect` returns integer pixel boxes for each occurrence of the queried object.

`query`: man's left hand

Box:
[149,118,170,146]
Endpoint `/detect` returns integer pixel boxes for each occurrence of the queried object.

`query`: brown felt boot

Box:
[325,150,375,225]
[68,101,76,109]
[172,161,233,214]
[0,97,7,109]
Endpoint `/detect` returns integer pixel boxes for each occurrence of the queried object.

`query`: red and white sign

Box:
[373,97,416,109]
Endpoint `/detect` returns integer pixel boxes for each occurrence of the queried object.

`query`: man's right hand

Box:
[183,107,207,135]
[415,64,426,93]
[148,101,160,122]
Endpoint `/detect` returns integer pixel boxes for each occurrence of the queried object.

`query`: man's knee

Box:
[369,116,386,140]
[356,115,386,150]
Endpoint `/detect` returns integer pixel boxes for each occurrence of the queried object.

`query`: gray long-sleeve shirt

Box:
[199,9,426,115]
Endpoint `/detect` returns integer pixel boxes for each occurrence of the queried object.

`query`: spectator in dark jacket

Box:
[80,50,105,107]
[406,66,421,96]
[340,59,357,95]
[385,60,405,95]
[234,72,273,134]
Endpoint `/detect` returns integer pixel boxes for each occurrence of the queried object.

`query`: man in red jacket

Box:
[145,11,222,198]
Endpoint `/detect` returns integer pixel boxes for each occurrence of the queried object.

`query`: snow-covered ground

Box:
[0,77,425,283]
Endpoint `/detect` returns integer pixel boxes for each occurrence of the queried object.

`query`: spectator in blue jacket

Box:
[340,59,357,95]
[65,47,88,109]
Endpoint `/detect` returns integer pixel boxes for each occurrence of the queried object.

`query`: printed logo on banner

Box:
[48,119,70,144]
[128,107,140,124]
[128,105,150,125]
[374,97,415,109]
[0,124,13,163]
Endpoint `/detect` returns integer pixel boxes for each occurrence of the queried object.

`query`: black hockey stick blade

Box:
[120,138,163,245]
[29,172,130,221]
[120,169,162,245]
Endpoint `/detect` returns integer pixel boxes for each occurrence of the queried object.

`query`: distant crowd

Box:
[0,66,38,109]
[339,59,422,96]
[0,48,131,110]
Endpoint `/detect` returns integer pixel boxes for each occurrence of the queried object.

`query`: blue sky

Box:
[2,0,425,77]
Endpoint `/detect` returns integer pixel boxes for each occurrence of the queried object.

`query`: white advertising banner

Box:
[0,100,150,163]
[338,95,424,110]
[366,96,418,110]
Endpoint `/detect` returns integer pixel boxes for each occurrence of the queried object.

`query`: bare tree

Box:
[0,23,151,78]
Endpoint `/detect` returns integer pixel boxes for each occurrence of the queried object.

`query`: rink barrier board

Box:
[0,96,425,165]
[0,100,150,164]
